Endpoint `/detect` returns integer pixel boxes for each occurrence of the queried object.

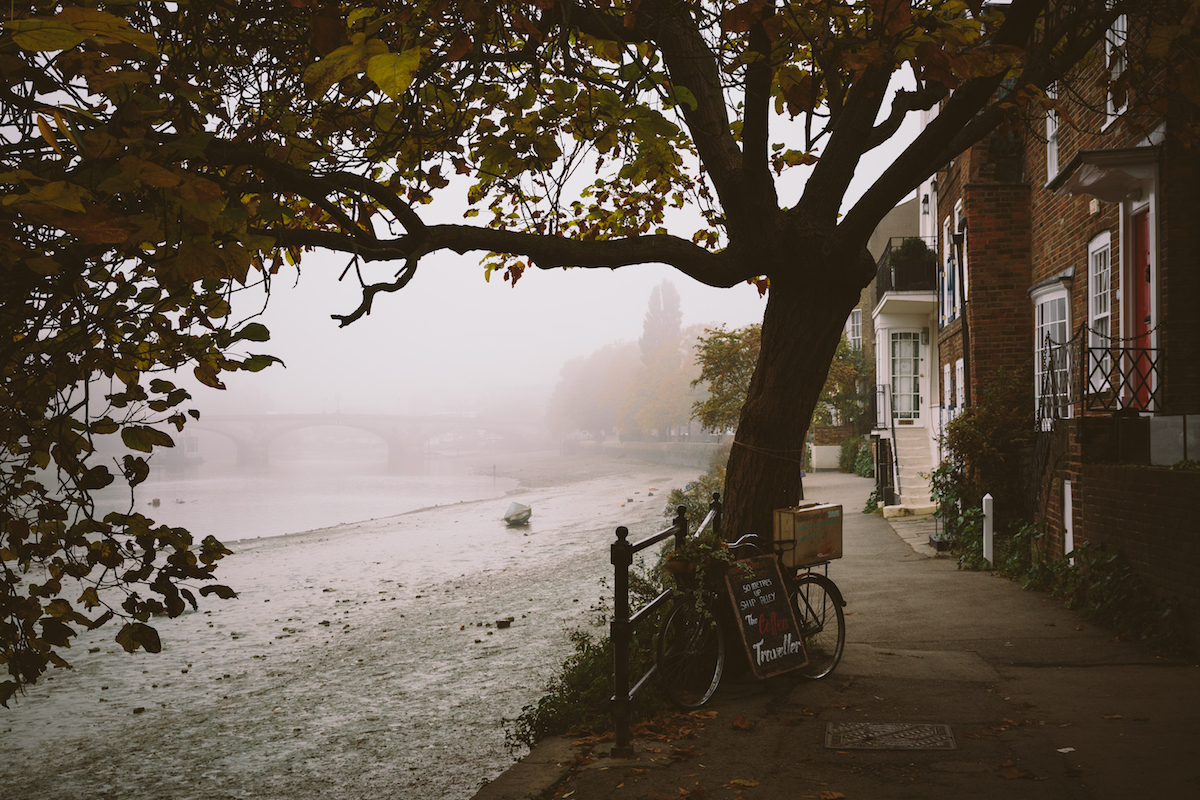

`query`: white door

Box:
[891,331,922,425]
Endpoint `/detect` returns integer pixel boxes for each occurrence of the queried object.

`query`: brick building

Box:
[926,11,1200,646]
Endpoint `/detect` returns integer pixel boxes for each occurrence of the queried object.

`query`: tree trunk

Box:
[723,266,861,540]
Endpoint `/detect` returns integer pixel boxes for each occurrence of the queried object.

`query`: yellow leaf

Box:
[52,111,80,150]
[367,49,421,101]
[5,19,87,52]
[302,35,388,98]
[57,7,157,54]
[730,779,759,787]
[31,181,86,212]
[37,116,63,156]
[119,156,182,188]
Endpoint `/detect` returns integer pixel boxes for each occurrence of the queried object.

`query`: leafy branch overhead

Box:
[5,0,1196,703]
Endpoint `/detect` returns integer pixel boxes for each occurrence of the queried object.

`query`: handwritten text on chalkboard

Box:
[724,556,807,679]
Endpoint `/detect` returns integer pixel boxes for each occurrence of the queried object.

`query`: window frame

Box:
[848,309,863,351]
[1046,82,1059,179]
[1087,232,1113,392]
[1032,283,1073,424]
[1105,13,1129,126]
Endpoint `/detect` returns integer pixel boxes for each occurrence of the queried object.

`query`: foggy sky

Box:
[189,86,919,422]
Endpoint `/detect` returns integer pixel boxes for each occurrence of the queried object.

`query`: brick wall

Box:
[1079,464,1200,650]
[813,424,855,447]
[1159,136,1200,414]
[964,183,1034,401]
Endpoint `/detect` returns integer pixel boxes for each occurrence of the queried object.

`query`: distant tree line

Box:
[548,283,871,442]
[547,281,703,442]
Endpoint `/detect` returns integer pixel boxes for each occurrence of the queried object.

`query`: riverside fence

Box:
[609,494,722,755]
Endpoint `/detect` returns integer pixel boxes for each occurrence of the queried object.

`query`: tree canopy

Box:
[5,0,1198,699]
[690,324,869,431]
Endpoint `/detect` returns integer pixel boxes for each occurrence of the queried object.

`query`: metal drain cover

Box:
[825,722,957,750]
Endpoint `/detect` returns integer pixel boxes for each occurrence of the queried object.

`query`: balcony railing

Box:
[1036,325,1161,424]
[1082,333,1161,414]
[875,236,938,295]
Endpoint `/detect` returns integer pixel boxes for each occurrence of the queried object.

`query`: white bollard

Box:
[982,493,994,568]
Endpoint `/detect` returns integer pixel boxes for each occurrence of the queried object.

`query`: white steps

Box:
[883,427,936,515]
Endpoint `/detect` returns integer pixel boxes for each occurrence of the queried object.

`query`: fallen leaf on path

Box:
[729,778,759,787]
[625,768,646,777]
[1102,713,1122,719]
[670,746,697,761]
[1000,767,1029,779]
[819,792,846,799]
[732,715,756,730]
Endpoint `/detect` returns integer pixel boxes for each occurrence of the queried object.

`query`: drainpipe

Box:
[953,224,971,408]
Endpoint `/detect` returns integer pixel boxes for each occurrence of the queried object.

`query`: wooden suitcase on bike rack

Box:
[773,503,843,568]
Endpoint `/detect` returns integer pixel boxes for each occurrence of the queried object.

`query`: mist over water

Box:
[91,433,520,543]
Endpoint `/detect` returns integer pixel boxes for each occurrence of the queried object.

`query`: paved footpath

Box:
[475,472,1199,800]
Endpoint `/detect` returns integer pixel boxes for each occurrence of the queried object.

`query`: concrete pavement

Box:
[474,472,1199,800]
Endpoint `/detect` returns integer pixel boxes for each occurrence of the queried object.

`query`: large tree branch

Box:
[795,62,894,226]
[271,223,751,287]
[741,18,778,206]
[650,3,750,219]
[838,0,1115,252]
[865,82,950,151]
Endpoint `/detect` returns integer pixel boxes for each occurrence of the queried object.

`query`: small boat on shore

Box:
[503,502,532,526]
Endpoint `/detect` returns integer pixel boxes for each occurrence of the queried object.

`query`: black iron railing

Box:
[1036,324,1162,425]
[1083,339,1161,413]
[873,384,901,504]
[609,494,721,755]
[875,236,938,295]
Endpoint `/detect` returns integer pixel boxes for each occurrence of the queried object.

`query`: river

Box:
[2,450,700,800]
[90,436,519,544]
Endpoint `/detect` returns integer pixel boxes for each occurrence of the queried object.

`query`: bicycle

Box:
[655,532,846,709]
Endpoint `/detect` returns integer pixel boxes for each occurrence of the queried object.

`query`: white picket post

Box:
[982,493,994,568]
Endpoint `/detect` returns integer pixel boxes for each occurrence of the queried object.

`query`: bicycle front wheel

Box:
[656,599,725,709]
[791,574,845,679]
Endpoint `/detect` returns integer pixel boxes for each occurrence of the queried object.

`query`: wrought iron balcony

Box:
[1082,335,1160,414]
[1036,325,1161,424]
[875,236,938,295]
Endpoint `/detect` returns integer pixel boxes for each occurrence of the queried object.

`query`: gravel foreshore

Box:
[0,452,704,800]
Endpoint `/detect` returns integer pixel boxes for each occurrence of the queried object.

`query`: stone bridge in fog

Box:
[192,413,540,467]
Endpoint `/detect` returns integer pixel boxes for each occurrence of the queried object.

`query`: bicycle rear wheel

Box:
[791,574,845,679]
[656,599,725,709]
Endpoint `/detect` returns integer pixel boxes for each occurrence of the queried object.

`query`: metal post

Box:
[610,526,633,756]
[672,504,688,551]
[982,493,994,568]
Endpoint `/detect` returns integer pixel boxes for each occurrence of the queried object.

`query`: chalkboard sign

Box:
[723,555,808,679]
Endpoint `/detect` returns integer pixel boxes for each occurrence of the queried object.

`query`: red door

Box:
[1132,210,1152,409]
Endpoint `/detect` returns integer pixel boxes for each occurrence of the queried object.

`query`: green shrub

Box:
[1025,542,1185,653]
[938,371,1033,527]
[854,442,874,478]
[506,567,664,750]
[863,487,881,514]
[838,436,860,472]
[662,445,728,532]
